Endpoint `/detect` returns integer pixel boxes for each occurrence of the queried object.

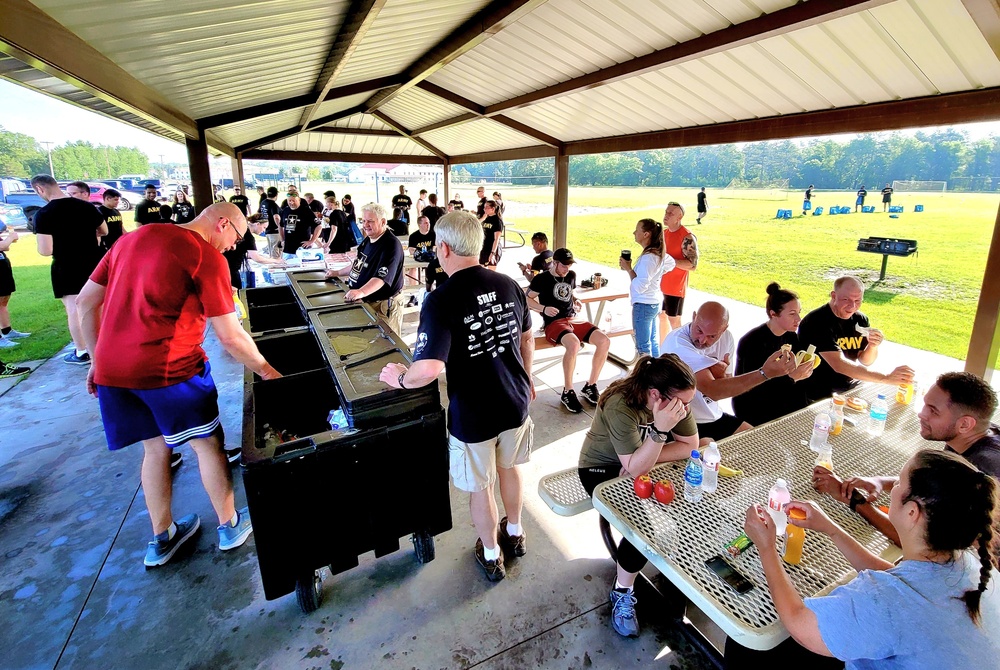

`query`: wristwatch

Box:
[649,426,669,443]
[849,489,867,512]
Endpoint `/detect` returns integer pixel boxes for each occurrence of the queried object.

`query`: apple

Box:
[653,479,675,505]
[633,475,653,499]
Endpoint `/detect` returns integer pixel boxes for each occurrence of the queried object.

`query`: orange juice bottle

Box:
[783,508,807,565]
[896,382,914,405]
[829,394,845,436]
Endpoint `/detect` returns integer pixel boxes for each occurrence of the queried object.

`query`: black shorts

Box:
[51,262,94,299]
[697,206,707,214]
[882,195,891,203]
[0,255,14,295]
[697,413,745,441]
[662,294,684,316]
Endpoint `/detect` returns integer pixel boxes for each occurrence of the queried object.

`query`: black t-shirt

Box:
[531,249,553,273]
[33,197,104,271]
[97,205,125,251]
[947,425,1000,480]
[348,233,404,302]
[173,202,195,223]
[423,206,445,230]
[223,229,257,289]
[425,258,447,291]
[881,187,893,201]
[453,200,464,210]
[528,270,577,326]
[259,199,281,234]
[280,204,317,250]
[697,191,707,210]
[408,230,435,253]
[481,214,503,256]
[308,200,324,215]
[413,265,532,443]
[733,324,809,426]
[392,194,412,212]
[857,188,867,199]
[476,197,487,218]
[387,218,408,236]
[805,188,813,201]
[134,198,160,225]
[327,209,353,253]
[229,194,251,217]
[798,303,870,401]
[343,202,356,223]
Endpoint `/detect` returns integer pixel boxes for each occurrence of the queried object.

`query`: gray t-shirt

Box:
[947,424,1000,479]
[806,551,1000,669]
[662,322,735,423]
[578,392,697,469]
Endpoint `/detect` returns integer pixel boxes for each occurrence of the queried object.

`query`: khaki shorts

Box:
[369,293,405,337]
[449,417,534,492]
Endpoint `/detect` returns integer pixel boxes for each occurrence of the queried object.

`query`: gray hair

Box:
[360,202,386,222]
[434,211,483,257]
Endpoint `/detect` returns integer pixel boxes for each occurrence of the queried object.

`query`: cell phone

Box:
[705,554,755,594]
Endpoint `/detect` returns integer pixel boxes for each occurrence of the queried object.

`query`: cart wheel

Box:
[295,570,323,614]
[411,531,435,564]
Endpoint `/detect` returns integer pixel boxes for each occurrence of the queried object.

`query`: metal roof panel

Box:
[420,118,539,155]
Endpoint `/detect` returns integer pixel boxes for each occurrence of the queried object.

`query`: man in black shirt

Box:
[391,186,412,224]
[527,248,610,413]
[304,193,324,217]
[30,174,107,365]
[797,276,914,401]
[518,232,553,281]
[229,186,251,217]
[475,186,487,218]
[387,208,409,237]
[326,203,405,336]
[97,189,126,253]
[422,193,445,230]
[278,193,321,261]
[134,184,160,226]
[424,257,447,292]
[452,193,464,210]
[881,183,893,212]
[408,216,435,259]
[696,187,708,224]
[258,186,282,258]
[379,210,534,583]
[803,184,814,216]
[255,185,266,209]
[479,200,503,267]
[855,185,867,212]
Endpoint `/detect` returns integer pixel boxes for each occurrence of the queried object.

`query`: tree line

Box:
[0,127,148,180]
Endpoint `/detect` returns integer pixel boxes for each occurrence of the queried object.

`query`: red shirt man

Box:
[658,202,699,331]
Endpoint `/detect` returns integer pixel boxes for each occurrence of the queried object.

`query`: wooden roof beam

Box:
[371,111,448,160]
[309,127,399,137]
[241,150,442,165]
[305,104,369,131]
[449,145,556,165]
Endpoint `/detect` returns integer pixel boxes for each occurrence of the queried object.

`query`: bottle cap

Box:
[877,393,886,399]
[691,450,700,458]
[832,393,846,406]
[788,508,807,520]
[776,478,787,487]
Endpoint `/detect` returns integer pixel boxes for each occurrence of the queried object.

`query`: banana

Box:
[719,464,743,477]
[795,344,822,369]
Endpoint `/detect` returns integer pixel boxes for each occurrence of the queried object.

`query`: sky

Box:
[2,78,1000,167]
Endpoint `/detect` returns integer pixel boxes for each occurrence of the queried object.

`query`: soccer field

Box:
[500,186,998,361]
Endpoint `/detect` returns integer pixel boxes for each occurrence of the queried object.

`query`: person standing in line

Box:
[658,201,699,337]
[342,194,360,244]
[97,189,127,255]
[77,203,281,567]
[391,185,412,224]
[696,187,708,224]
[134,184,161,226]
[303,193,324,219]
[803,184,814,216]
[881,183,893,212]
[452,192,465,210]
[422,193,445,230]
[255,185,266,209]
[229,186,251,218]
[416,189,428,218]
[173,190,196,224]
[0,225,30,349]
[66,181,93,202]
[479,200,503,269]
[492,191,505,218]
[325,197,354,254]
[258,186,282,258]
[379,211,535,583]
[475,186,487,218]
[621,218,673,358]
[30,174,107,365]
[278,192,322,261]
[855,184,867,212]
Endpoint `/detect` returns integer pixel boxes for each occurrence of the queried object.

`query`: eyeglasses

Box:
[667,201,681,207]
[664,394,691,412]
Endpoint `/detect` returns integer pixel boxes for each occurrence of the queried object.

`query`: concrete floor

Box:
[0,243,978,670]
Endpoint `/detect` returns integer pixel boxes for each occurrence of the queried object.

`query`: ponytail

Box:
[599,353,696,411]
[637,218,664,258]
[961,472,998,625]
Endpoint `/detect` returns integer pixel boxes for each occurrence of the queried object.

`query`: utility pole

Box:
[40,141,54,177]
[159,154,166,179]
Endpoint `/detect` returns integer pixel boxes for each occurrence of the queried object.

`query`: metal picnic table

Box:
[592,382,931,651]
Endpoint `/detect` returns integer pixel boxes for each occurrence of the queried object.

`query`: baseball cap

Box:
[552,248,575,265]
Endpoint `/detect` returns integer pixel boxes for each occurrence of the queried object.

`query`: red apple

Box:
[633,475,653,499]
[653,479,675,505]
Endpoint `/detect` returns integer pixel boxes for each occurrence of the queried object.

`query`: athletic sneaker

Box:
[0,337,17,349]
[64,351,91,365]
[170,451,182,470]
[218,506,253,550]
[144,513,200,567]
[224,445,241,464]
[5,329,30,339]
[0,362,30,378]
[498,516,526,557]
[580,383,600,405]
[474,538,506,582]
[610,587,640,637]
[561,389,584,413]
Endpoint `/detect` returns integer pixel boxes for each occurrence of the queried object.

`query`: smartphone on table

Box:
[705,554,754,594]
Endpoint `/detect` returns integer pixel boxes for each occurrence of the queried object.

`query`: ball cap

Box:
[552,248,575,265]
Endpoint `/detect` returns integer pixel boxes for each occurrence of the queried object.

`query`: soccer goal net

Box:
[891,180,946,192]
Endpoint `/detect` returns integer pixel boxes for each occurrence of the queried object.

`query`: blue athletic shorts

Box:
[97,361,221,451]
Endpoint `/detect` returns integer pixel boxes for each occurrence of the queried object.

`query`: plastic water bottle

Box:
[767,478,791,536]
[867,393,888,438]
[701,442,720,494]
[684,450,703,502]
[809,411,831,452]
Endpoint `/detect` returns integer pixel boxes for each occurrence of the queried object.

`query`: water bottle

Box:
[767,478,791,536]
[829,394,845,436]
[867,393,888,438]
[701,442,720,494]
[684,450,703,502]
[809,411,831,452]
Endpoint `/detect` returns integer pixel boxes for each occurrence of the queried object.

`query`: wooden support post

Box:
[553,151,569,249]
[231,153,246,192]
[965,199,1000,382]
[186,132,212,215]
[442,160,450,204]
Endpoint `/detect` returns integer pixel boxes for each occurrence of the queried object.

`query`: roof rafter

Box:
[242,150,443,165]
[371,110,447,160]
[309,127,399,136]
[296,0,388,130]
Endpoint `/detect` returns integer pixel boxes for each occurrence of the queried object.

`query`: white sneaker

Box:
[5,329,30,339]
[0,337,18,349]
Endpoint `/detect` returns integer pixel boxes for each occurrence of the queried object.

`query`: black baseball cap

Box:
[552,248,575,265]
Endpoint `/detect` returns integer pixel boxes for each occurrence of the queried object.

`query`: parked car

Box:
[0,203,29,231]
[0,178,45,228]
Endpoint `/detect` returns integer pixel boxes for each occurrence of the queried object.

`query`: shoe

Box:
[64,351,91,365]
[498,516,526,557]
[0,362,30,378]
[561,389,584,414]
[474,538,506,582]
[144,514,200,567]
[610,588,640,637]
[0,337,17,349]
[5,329,30,339]
[580,383,600,405]
[218,506,253,551]
[224,445,241,464]
[170,451,182,470]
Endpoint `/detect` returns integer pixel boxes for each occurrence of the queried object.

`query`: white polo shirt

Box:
[663,323,735,423]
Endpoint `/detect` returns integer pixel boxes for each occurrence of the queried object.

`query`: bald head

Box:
[690,301,729,348]
[830,276,865,319]
[187,202,247,252]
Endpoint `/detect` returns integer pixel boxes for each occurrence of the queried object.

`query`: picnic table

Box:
[592,383,927,651]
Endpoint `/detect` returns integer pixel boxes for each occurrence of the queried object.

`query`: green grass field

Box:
[2,237,69,363]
